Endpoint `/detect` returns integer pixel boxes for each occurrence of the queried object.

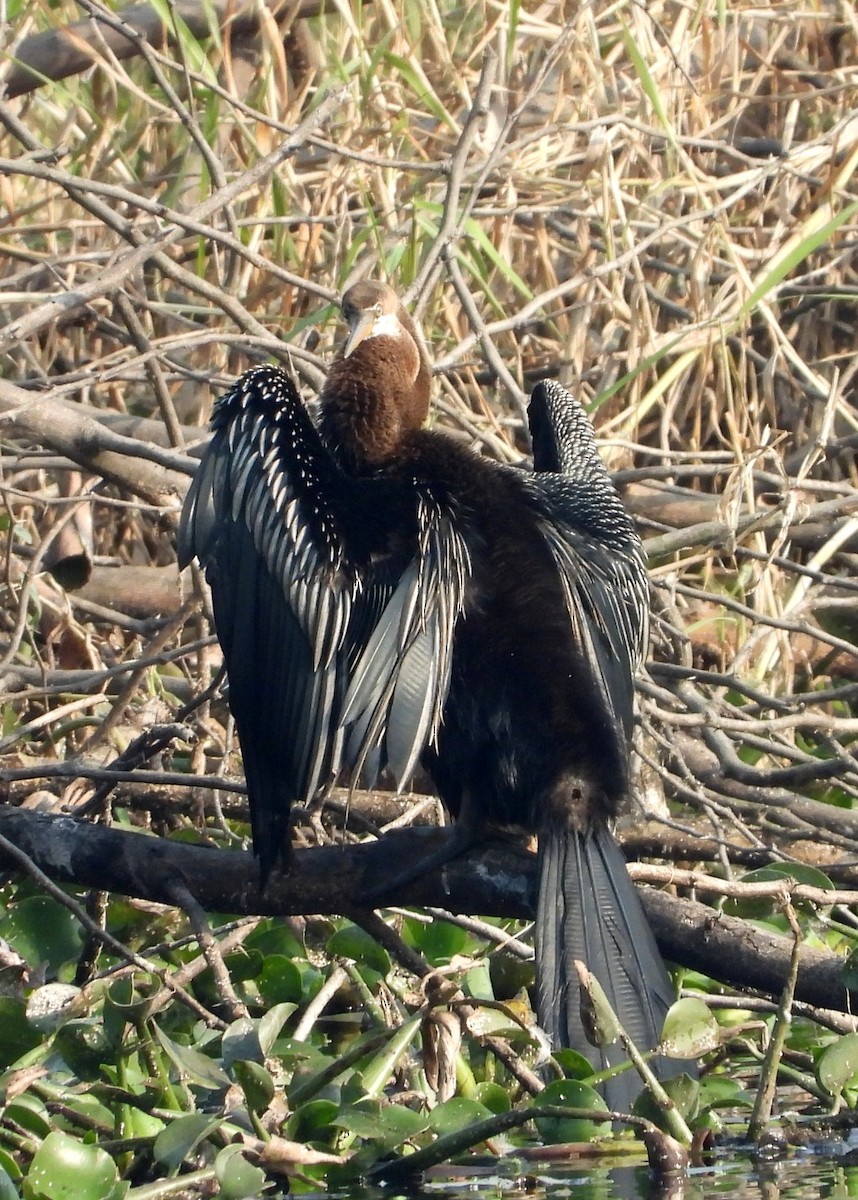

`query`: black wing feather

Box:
[178,366,470,879]
[525,379,648,743]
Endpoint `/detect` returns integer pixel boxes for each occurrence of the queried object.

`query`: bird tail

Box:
[535,821,680,1111]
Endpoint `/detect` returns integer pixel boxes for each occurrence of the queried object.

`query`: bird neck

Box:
[320,322,431,469]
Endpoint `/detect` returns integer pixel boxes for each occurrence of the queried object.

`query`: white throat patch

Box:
[368,311,402,340]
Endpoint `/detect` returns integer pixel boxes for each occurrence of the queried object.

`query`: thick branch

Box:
[0,806,853,1015]
[4,0,332,99]
[0,378,189,506]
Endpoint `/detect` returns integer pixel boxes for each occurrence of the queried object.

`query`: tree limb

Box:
[4,0,333,99]
[0,805,853,1016]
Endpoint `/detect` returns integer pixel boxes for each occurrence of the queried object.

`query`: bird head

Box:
[341,281,404,358]
[321,282,432,465]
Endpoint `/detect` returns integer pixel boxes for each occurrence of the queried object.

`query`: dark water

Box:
[344,1143,858,1200]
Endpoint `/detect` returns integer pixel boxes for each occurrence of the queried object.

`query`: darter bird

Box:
[178,281,682,1109]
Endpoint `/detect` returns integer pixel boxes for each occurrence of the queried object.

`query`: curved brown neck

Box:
[320,309,431,468]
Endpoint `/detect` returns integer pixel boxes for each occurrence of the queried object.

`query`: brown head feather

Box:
[320,283,431,468]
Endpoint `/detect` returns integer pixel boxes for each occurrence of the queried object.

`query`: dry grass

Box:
[1,0,858,985]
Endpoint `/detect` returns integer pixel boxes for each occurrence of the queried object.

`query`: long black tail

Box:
[536,821,680,1112]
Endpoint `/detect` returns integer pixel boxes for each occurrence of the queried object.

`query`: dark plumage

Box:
[178,281,682,1109]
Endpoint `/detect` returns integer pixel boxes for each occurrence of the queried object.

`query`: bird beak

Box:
[343,311,376,359]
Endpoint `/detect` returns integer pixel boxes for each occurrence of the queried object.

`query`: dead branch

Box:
[3,0,336,99]
[0,805,854,1016]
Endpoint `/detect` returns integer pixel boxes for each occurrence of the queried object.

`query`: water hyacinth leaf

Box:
[332,1105,387,1140]
[245,920,305,960]
[0,1152,20,1190]
[634,1072,700,1126]
[818,1033,858,1100]
[327,925,391,976]
[25,1132,120,1200]
[26,984,84,1034]
[461,1002,527,1039]
[214,1145,266,1200]
[0,998,43,1067]
[465,960,495,1001]
[0,1160,18,1200]
[472,1081,511,1114]
[6,1093,52,1139]
[232,1058,276,1114]
[221,1017,262,1068]
[151,1023,230,1090]
[287,1098,339,1142]
[659,998,722,1058]
[52,1021,109,1081]
[428,1096,494,1135]
[334,1101,428,1149]
[2,898,82,975]
[258,1002,298,1057]
[257,956,304,1006]
[123,1108,166,1140]
[725,863,834,920]
[551,1047,600,1080]
[378,1104,430,1144]
[489,950,533,998]
[531,1079,610,1144]
[405,916,467,965]
[153,1114,221,1169]
[697,1075,755,1109]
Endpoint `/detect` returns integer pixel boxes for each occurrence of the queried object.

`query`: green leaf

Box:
[428,1097,493,1135]
[551,1047,600,1080]
[465,961,496,1001]
[659,998,722,1058]
[740,200,858,318]
[407,918,468,966]
[383,53,453,128]
[258,1002,297,1057]
[696,1075,754,1110]
[358,1015,421,1097]
[0,1159,20,1200]
[472,1081,511,1114]
[378,1104,429,1145]
[245,920,305,960]
[332,1105,386,1140]
[530,1080,610,1144]
[633,1072,700,1126]
[2,898,82,975]
[461,220,534,299]
[287,1098,338,1142]
[257,956,304,1006]
[147,0,217,82]
[153,1114,221,1170]
[0,998,43,1068]
[818,1033,858,1099]
[24,1132,121,1200]
[221,1018,261,1068]
[214,1145,266,1200]
[621,21,676,149]
[327,925,391,975]
[333,1101,428,1149]
[232,1059,275,1115]
[151,1024,230,1091]
[6,1094,52,1139]
[0,1151,21,1191]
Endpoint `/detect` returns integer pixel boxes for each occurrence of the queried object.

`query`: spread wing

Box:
[178,366,470,879]
[526,380,649,749]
